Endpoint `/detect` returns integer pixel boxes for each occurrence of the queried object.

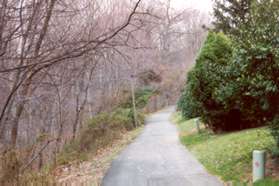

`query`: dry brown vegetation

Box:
[0,0,209,184]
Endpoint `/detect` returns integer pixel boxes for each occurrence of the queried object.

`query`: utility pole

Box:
[130,74,138,128]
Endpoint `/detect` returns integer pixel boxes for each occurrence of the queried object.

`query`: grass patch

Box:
[254,178,279,186]
[231,178,279,186]
[194,128,274,181]
[172,112,276,183]
[181,130,213,148]
[171,113,214,148]
[172,112,196,133]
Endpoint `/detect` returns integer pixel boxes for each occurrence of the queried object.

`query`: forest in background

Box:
[0,0,209,183]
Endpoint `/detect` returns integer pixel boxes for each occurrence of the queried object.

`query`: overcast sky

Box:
[172,0,213,12]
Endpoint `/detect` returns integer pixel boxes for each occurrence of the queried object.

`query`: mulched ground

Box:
[266,155,279,180]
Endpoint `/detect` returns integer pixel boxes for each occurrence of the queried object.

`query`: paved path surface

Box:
[102,107,223,186]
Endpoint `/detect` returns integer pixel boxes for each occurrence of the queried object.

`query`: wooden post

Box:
[130,75,137,128]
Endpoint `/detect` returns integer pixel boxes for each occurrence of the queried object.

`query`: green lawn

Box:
[172,112,278,185]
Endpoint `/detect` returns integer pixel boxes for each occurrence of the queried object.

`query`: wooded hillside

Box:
[0,0,209,184]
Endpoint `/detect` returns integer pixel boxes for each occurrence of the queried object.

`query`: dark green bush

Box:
[177,69,202,119]
[214,1,279,132]
[179,0,279,139]
[268,116,279,152]
[178,32,234,130]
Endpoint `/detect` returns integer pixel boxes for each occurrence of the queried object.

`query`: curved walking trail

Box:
[102,107,223,186]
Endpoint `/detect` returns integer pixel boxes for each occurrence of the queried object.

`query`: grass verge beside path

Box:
[172,112,279,185]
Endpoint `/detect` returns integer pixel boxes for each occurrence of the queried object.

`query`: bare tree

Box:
[0,0,211,183]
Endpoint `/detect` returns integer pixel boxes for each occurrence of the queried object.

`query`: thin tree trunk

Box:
[72,64,96,140]
[10,0,57,148]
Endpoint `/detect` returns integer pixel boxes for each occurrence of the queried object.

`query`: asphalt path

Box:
[102,107,223,186]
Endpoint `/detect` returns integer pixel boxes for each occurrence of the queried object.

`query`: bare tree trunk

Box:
[0,0,40,142]
[0,0,7,53]
[72,85,80,140]
[72,64,96,140]
[10,0,57,148]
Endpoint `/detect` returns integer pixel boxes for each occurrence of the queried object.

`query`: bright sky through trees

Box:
[172,0,213,12]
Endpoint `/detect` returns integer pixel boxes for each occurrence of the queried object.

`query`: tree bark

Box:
[10,0,57,147]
